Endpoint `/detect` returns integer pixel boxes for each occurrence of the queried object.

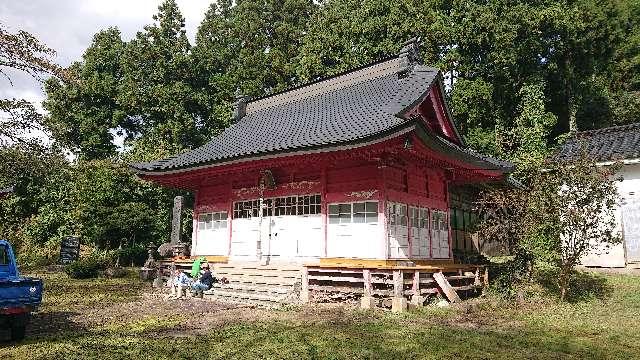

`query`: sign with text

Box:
[59,236,80,264]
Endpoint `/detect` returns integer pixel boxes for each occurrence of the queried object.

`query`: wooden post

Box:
[301,266,310,303]
[393,270,403,297]
[474,267,481,287]
[412,270,420,294]
[361,268,375,309]
[363,269,372,297]
[410,270,425,307]
[391,269,407,312]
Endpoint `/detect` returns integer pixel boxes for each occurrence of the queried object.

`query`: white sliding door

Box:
[327,201,380,259]
[430,210,450,258]
[410,207,431,258]
[388,202,409,258]
[195,211,229,256]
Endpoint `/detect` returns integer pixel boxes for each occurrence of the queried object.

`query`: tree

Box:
[531,156,621,301]
[119,0,202,161]
[476,154,621,301]
[1,24,61,146]
[192,0,316,131]
[43,28,126,159]
[296,0,435,82]
[498,83,557,178]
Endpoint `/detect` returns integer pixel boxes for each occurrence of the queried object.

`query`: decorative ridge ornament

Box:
[232,88,250,121]
[398,37,421,78]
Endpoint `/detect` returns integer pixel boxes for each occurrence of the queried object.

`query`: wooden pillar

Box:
[412,270,420,294]
[301,266,310,303]
[410,270,425,307]
[391,269,407,312]
[363,269,373,297]
[361,268,375,309]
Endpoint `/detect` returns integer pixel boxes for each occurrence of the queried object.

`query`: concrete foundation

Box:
[409,295,426,308]
[360,296,376,310]
[391,297,407,313]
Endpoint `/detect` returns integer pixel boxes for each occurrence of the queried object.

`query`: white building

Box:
[556,123,640,268]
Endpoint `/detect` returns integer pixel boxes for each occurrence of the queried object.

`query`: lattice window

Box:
[198,211,228,230]
[329,201,378,224]
[234,194,321,218]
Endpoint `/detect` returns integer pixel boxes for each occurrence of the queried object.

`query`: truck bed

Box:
[0,277,43,311]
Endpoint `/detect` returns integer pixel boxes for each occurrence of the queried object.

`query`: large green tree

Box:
[297,0,630,156]
[192,0,316,130]
[119,0,202,161]
[44,28,126,159]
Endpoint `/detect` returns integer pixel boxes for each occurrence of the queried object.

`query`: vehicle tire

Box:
[10,325,26,341]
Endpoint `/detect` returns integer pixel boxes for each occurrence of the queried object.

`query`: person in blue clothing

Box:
[169,268,192,299]
[191,264,214,298]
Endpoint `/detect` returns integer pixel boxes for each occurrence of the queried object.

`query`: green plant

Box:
[64,256,105,279]
[476,152,621,301]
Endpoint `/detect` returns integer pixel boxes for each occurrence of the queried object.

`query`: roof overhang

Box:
[132,119,513,179]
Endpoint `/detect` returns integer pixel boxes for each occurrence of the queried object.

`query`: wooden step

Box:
[223,276,298,286]
[214,269,301,279]
[205,294,280,308]
[211,282,292,295]
[206,289,292,307]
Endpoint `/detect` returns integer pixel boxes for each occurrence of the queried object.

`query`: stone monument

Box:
[170,195,183,244]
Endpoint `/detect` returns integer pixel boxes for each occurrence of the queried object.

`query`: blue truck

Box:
[0,239,43,341]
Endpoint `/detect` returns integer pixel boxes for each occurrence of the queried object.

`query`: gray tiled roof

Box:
[554,123,640,162]
[132,55,512,174]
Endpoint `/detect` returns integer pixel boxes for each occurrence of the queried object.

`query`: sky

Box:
[1,0,215,111]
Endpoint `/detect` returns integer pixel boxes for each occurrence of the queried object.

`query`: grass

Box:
[1,271,640,359]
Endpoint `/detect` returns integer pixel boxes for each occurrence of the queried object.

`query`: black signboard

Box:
[60,236,80,264]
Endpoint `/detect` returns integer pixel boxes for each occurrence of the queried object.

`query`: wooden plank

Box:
[433,271,461,303]
[220,275,298,286]
[445,275,476,280]
[309,275,364,283]
[308,268,364,275]
[452,284,482,291]
[305,263,484,271]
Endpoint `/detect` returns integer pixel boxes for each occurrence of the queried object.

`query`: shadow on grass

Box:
[0,310,85,344]
[16,317,637,360]
[536,268,613,302]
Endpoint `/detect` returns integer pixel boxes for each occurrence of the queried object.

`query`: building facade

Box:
[132,43,513,265]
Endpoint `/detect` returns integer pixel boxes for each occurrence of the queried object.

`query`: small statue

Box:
[143,244,156,269]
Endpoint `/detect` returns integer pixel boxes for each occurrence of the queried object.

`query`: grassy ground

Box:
[1,270,639,359]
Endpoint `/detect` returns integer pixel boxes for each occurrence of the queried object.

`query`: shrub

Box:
[64,256,103,279]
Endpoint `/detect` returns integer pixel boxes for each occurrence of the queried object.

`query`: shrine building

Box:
[131,43,514,267]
